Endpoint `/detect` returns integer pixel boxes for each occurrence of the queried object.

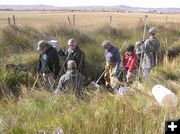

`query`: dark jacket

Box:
[104,45,121,65]
[37,46,60,78]
[60,46,85,74]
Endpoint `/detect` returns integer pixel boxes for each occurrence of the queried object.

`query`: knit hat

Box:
[67,60,77,69]
[149,27,158,34]
[127,45,135,52]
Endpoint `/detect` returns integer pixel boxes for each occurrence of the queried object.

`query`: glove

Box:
[54,89,60,95]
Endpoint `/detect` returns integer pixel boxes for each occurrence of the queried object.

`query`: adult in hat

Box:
[102,40,121,87]
[141,26,160,79]
[37,40,60,88]
[62,39,85,74]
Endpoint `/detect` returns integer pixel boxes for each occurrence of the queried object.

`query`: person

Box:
[60,39,85,74]
[141,27,160,79]
[123,45,138,83]
[54,60,84,97]
[102,40,121,87]
[135,41,143,67]
[135,41,143,58]
[37,40,60,88]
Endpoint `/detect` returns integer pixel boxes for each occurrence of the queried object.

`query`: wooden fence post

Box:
[166,16,168,25]
[109,15,112,24]
[67,16,71,26]
[13,15,16,26]
[8,17,11,26]
[73,14,75,26]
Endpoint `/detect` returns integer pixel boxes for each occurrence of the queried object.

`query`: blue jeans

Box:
[143,68,151,79]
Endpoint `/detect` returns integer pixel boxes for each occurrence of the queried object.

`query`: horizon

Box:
[0,0,180,8]
[0,4,180,9]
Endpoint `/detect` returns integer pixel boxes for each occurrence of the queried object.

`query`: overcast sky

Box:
[0,0,180,8]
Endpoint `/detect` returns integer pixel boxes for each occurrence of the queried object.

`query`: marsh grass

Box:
[0,19,180,133]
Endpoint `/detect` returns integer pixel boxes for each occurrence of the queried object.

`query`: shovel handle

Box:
[31,75,39,92]
[96,70,106,84]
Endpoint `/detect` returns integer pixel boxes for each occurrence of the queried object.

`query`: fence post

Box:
[166,16,168,25]
[73,14,75,26]
[8,17,11,26]
[67,16,71,26]
[13,15,16,26]
[109,15,112,24]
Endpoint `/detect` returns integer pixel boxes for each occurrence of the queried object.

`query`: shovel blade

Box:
[89,81,100,90]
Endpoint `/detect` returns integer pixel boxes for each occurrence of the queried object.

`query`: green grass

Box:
[0,80,179,134]
[0,23,180,134]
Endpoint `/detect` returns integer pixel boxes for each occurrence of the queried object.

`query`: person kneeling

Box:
[123,45,138,84]
[54,60,84,97]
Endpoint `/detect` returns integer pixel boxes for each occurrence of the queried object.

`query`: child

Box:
[135,41,142,58]
[135,41,143,67]
[123,45,138,83]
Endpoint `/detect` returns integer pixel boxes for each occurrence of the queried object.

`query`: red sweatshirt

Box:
[123,52,138,72]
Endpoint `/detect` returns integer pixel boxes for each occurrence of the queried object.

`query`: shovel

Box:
[31,75,39,92]
[89,70,106,89]
[136,15,148,89]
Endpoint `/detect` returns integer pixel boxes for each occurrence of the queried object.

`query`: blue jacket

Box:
[104,45,121,65]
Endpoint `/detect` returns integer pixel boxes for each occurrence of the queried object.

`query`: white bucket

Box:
[152,85,178,107]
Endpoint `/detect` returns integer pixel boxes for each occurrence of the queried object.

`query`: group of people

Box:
[37,39,84,96]
[36,26,160,96]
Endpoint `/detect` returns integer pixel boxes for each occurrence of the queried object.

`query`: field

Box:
[0,11,180,134]
[0,11,180,30]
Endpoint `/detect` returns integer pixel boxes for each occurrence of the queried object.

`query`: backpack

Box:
[47,40,59,50]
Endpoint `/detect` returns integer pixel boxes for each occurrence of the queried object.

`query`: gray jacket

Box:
[141,36,160,69]
[55,69,84,96]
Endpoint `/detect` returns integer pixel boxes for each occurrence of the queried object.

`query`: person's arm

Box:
[113,48,121,77]
[156,40,161,65]
[115,48,121,65]
[58,49,65,57]
[54,77,64,94]
[141,39,149,53]
[123,53,127,68]
[52,51,61,78]
[78,52,85,74]
[37,54,42,75]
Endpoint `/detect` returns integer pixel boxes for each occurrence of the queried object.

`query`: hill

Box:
[0,5,180,13]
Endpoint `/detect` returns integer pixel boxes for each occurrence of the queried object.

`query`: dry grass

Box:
[0,11,180,31]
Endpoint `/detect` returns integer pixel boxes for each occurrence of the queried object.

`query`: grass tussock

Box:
[0,89,179,134]
[0,22,180,133]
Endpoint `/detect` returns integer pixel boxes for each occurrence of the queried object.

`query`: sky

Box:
[0,0,180,8]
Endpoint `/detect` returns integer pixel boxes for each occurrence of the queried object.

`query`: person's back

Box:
[142,36,160,69]
[123,51,138,72]
[55,60,84,97]
[60,70,84,95]
[141,27,160,79]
